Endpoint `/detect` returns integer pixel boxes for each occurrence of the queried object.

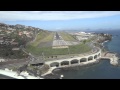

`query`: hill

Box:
[0,22,44,59]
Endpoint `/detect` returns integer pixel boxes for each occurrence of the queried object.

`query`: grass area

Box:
[26,31,91,57]
[26,45,68,56]
[41,32,54,42]
[69,43,91,54]
[82,35,97,43]
[26,43,91,56]
[60,32,77,41]
[31,31,54,47]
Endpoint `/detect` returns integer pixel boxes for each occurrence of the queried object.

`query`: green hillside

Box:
[60,32,77,41]
[26,31,91,58]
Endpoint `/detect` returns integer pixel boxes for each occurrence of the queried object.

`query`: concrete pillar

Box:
[92,55,94,60]
[78,60,80,64]
[69,61,71,66]
[59,63,61,67]
[100,53,101,57]
[86,58,88,62]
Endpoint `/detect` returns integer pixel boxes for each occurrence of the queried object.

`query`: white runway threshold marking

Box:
[52,32,69,48]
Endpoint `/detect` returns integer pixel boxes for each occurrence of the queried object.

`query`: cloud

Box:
[0,11,120,21]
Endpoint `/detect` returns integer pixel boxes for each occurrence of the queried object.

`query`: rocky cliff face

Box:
[97,33,112,43]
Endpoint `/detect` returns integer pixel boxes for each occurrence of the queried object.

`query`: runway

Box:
[52,32,68,48]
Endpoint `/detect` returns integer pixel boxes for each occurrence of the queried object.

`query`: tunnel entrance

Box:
[71,59,79,64]
[61,61,69,66]
[50,62,59,67]
[80,58,87,63]
[88,56,93,61]
[94,55,97,59]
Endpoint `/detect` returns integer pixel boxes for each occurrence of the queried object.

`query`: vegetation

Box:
[0,23,44,59]
[26,43,91,57]
[26,31,91,57]
[0,34,29,59]
[42,32,54,42]
[69,43,91,54]
[26,45,68,56]
[60,32,77,41]
[0,48,28,59]
[31,31,54,47]
[83,40,87,44]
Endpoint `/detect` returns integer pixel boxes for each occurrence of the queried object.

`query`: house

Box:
[0,59,5,62]
[19,32,23,36]
[6,30,12,34]
[23,31,27,34]
[26,34,32,38]
[76,36,88,41]
[11,42,19,46]
[23,31,31,35]
[10,39,15,43]
[12,48,20,51]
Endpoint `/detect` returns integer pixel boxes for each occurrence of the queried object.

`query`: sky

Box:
[0,11,120,31]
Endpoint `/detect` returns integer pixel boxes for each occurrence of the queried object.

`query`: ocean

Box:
[53,30,120,79]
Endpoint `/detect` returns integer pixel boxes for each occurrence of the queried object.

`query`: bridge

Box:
[41,47,101,76]
[45,47,101,68]
[42,47,119,76]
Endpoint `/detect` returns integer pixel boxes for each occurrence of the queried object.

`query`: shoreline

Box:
[43,60,100,79]
[1,33,119,79]
[54,60,100,71]
[42,36,120,79]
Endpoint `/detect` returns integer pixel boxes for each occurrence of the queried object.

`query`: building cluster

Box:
[0,23,43,52]
[0,23,42,39]
[0,23,41,31]
[73,32,95,41]
[18,31,33,38]
[96,33,112,43]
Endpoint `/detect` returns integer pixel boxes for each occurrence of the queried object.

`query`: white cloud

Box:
[0,11,120,21]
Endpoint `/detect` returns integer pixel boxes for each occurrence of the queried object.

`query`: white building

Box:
[76,36,88,41]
